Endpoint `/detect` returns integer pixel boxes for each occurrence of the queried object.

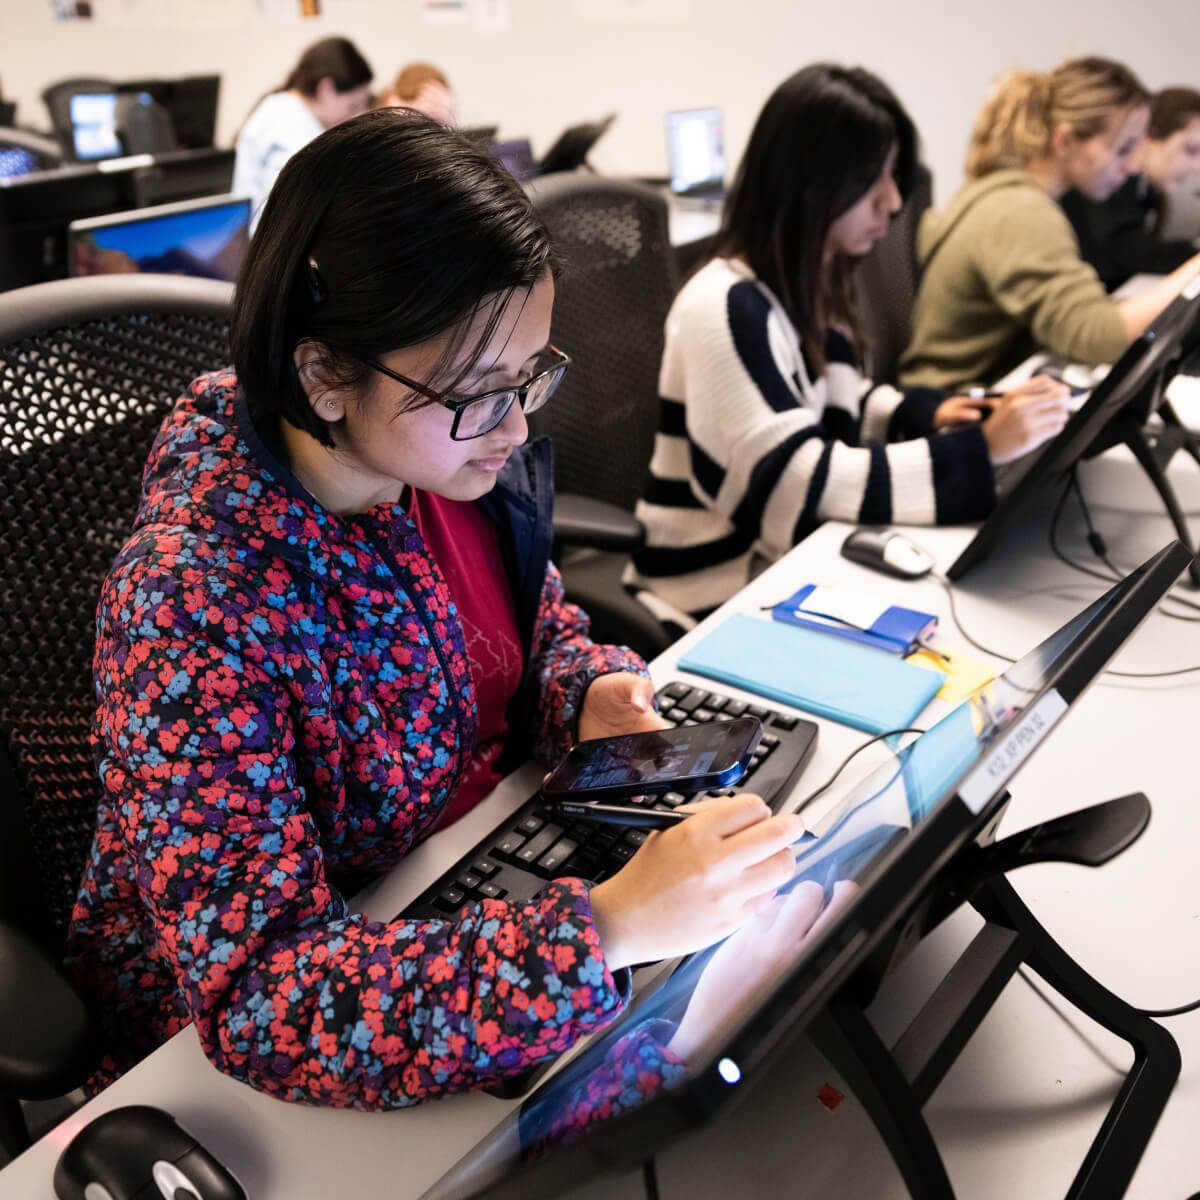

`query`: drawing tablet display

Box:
[427,540,1189,1200]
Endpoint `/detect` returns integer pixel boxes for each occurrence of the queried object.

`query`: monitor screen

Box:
[0,146,37,180]
[428,540,1188,1200]
[947,272,1200,581]
[68,193,250,281]
[490,138,537,183]
[666,107,725,196]
[69,92,122,160]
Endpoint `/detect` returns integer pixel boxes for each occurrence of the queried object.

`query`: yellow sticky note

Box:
[907,646,996,704]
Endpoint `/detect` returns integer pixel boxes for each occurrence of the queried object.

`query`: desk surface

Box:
[3,446,1199,1199]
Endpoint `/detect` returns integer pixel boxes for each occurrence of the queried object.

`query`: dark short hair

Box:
[1149,87,1200,141]
[231,108,559,446]
[714,63,918,374]
[284,36,373,97]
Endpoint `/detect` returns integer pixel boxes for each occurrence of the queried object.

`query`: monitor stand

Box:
[806,792,1180,1200]
[1110,399,1200,587]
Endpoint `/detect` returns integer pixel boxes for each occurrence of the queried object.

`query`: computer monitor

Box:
[489,137,538,183]
[69,91,121,160]
[0,147,37,180]
[947,272,1200,583]
[0,161,143,289]
[117,75,221,150]
[68,193,250,281]
[427,539,1189,1200]
[665,107,725,197]
[537,114,617,175]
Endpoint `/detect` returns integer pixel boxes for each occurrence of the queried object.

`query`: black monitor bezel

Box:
[537,114,617,176]
[436,540,1189,1200]
[946,275,1200,581]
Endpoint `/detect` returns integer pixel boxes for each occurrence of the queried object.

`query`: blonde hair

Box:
[966,57,1148,178]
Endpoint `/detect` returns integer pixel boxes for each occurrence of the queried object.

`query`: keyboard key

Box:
[610,844,636,865]
[493,831,528,860]
[746,704,768,720]
[703,694,727,713]
[678,688,710,713]
[722,699,748,717]
[516,824,565,864]
[662,791,688,807]
[623,829,648,847]
[477,881,507,900]
[693,707,718,723]
[516,813,546,836]
[435,887,466,912]
[770,712,799,730]
[659,681,691,701]
[667,706,689,723]
[762,733,780,748]
[456,872,482,893]
[537,837,580,874]
[471,857,500,879]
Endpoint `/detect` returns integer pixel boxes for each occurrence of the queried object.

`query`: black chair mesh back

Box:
[0,308,229,947]
[526,178,679,512]
[855,162,934,386]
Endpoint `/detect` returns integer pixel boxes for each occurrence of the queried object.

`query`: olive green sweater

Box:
[899,169,1130,390]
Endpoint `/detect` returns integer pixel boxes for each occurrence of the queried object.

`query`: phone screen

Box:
[544,718,760,798]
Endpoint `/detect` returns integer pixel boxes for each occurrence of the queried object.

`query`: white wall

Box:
[1,0,1197,203]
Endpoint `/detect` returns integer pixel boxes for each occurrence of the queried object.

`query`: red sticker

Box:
[816,1084,843,1111]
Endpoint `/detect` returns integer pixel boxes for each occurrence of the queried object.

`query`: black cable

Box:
[794,727,925,815]
[1019,966,1200,1020]
[932,574,1016,663]
[642,1156,661,1200]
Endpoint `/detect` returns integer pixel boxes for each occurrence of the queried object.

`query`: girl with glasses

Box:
[626,64,1071,628]
[66,109,804,1111]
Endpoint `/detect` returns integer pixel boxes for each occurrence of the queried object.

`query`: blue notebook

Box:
[677,611,944,734]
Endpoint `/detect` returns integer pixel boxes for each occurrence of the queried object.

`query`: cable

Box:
[1019,966,1200,1020]
[794,727,925,815]
[932,573,1016,663]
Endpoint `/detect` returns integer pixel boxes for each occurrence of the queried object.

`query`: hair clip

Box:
[307,255,326,304]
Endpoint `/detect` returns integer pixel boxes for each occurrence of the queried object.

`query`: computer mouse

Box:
[840,528,936,579]
[54,1104,246,1200]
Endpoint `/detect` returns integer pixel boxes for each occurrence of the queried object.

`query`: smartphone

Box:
[543,717,762,826]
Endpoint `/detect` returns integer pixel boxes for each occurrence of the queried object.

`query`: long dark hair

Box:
[714,64,917,373]
[284,36,373,98]
[231,108,559,446]
[1149,86,1200,140]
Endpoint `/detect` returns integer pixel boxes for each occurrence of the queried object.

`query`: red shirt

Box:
[408,489,524,828]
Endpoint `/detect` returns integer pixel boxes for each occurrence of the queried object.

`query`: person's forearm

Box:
[1118,249,1200,340]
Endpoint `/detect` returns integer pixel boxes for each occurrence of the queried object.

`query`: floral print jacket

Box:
[64,370,648,1109]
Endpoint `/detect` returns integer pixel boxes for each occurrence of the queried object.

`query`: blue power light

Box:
[716,1057,741,1085]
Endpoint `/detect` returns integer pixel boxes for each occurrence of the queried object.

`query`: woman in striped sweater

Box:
[625,64,1070,626]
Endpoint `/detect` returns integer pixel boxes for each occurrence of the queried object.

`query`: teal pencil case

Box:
[677,611,944,734]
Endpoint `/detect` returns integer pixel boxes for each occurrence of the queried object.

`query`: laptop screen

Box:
[666,107,725,195]
[69,92,122,160]
[428,540,1187,1200]
[68,194,251,281]
[490,138,538,183]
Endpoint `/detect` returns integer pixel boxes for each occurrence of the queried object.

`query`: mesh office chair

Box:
[854,162,933,386]
[0,275,233,1162]
[524,174,680,659]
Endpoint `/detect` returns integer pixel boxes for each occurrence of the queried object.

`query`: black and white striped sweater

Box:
[624,258,994,623]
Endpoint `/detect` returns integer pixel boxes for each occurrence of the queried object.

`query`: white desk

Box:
[3,446,1199,1199]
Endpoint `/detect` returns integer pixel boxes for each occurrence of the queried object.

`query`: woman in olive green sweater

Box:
[901,57,1200,392]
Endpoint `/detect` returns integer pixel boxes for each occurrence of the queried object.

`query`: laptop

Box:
[68,193,251,281]
[69,91,122,160]
[666,106,727,203]
[424,540,1190,1200]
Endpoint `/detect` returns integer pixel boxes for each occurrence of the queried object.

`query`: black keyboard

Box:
[400,683,819,921]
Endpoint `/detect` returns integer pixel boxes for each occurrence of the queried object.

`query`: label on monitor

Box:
[958,688,1068,814]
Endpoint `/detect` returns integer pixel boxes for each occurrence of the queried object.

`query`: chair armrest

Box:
[553,493,645,552]
[0,921,97,1100]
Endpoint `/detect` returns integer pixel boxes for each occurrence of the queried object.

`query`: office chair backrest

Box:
[40,77,115,159]
[0,275,233,950]
[115,92,177,156]
[854,161,933,386]
[524,174,679,511]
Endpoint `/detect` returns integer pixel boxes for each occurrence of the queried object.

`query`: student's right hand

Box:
[981,376,1072,465]
[588,793,805,971]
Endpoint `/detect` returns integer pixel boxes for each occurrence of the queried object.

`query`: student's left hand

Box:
[933,394,990,429]
[578,671,668,742]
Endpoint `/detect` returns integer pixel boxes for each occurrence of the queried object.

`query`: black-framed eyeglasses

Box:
[362,345,571,441]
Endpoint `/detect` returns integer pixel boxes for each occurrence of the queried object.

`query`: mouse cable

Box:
[794,727,925,816]
[1018,965,1200,1020]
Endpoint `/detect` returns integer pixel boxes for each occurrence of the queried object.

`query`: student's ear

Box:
[1049,121,1078,160]
[294,340,346,424]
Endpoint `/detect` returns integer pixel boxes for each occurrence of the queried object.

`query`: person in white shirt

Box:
[233,36,373,230]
